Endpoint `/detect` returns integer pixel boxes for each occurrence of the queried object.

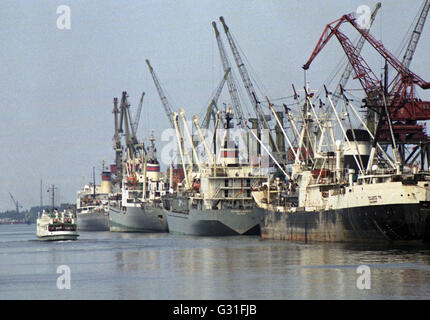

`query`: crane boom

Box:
[303,9,430,165]
[202,68,230,129]
[180,108,201,170]
[119,92,131,146]
[387,0,430,106]
[113,97,120,147]
[193,114,213,163]
[303,15,381,96]
[9,192,21,214]
[218,16,266,128]
[347,14,429,89]
[212,22,245,127]
[402,0,430,69]
[146,59,175,128]
[131,91,145,135]
[9,192,16,206]
[112,97,123,184]
[303,12,430,103]
[119,91,140,156]
[219,16,282,161]
[173,112,192,189]
[331,2,381,107]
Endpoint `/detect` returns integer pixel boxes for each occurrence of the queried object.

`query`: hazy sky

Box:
[1,0,429,210]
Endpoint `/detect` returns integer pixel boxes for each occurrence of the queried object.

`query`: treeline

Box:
[0,203,75,223]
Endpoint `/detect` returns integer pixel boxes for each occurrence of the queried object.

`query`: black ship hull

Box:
[256,202,430,243]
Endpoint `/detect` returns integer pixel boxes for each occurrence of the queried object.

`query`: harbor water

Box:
[1,224,430,299]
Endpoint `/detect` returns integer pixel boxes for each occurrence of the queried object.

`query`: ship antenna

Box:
[93,166,96,198]
[150,131,156,161]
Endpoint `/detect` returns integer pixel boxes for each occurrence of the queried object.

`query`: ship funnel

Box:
[146,162,160,180]
[101,171,112,194]
[344,129,371,172]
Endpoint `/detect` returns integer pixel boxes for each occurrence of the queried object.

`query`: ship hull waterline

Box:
[77,212,110,231]
[37,231,79,241]
[164,208,260,236]
[109,205,168,233]
[256,202,430,243]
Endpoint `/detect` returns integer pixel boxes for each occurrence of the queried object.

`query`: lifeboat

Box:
[192,180,200,192]
[127,173,138,185]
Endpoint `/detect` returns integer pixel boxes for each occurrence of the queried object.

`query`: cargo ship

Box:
[109,135,168,232]
[163,108,267,236]
[253,152,430,242]
[252,95,430,243]
[76,166,111,231]
[255,6,430,243]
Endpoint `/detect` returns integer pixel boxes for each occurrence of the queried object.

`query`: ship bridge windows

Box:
[314,155,335,169]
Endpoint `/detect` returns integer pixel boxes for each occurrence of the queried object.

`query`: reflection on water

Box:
[1,224,430,299]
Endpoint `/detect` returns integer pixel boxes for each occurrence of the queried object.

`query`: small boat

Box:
[36,209,79,241]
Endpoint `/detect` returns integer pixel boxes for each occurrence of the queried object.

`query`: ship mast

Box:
[92,166,96,198]
[40,180,43,212]
[48,185,57,210]
[149,133,156,162]
[112,97,122,184]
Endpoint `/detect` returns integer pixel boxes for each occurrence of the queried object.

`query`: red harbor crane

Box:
[303,7,430,166]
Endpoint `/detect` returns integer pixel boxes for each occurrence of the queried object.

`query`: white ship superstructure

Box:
[163,108,267,236]
[252,85,430,242]
[109,135,168,232]
[36,209,79,241]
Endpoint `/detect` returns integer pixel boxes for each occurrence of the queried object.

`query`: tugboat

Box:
[36,208,79,241]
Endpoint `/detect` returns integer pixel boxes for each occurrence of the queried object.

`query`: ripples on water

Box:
[0,224,430,299]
